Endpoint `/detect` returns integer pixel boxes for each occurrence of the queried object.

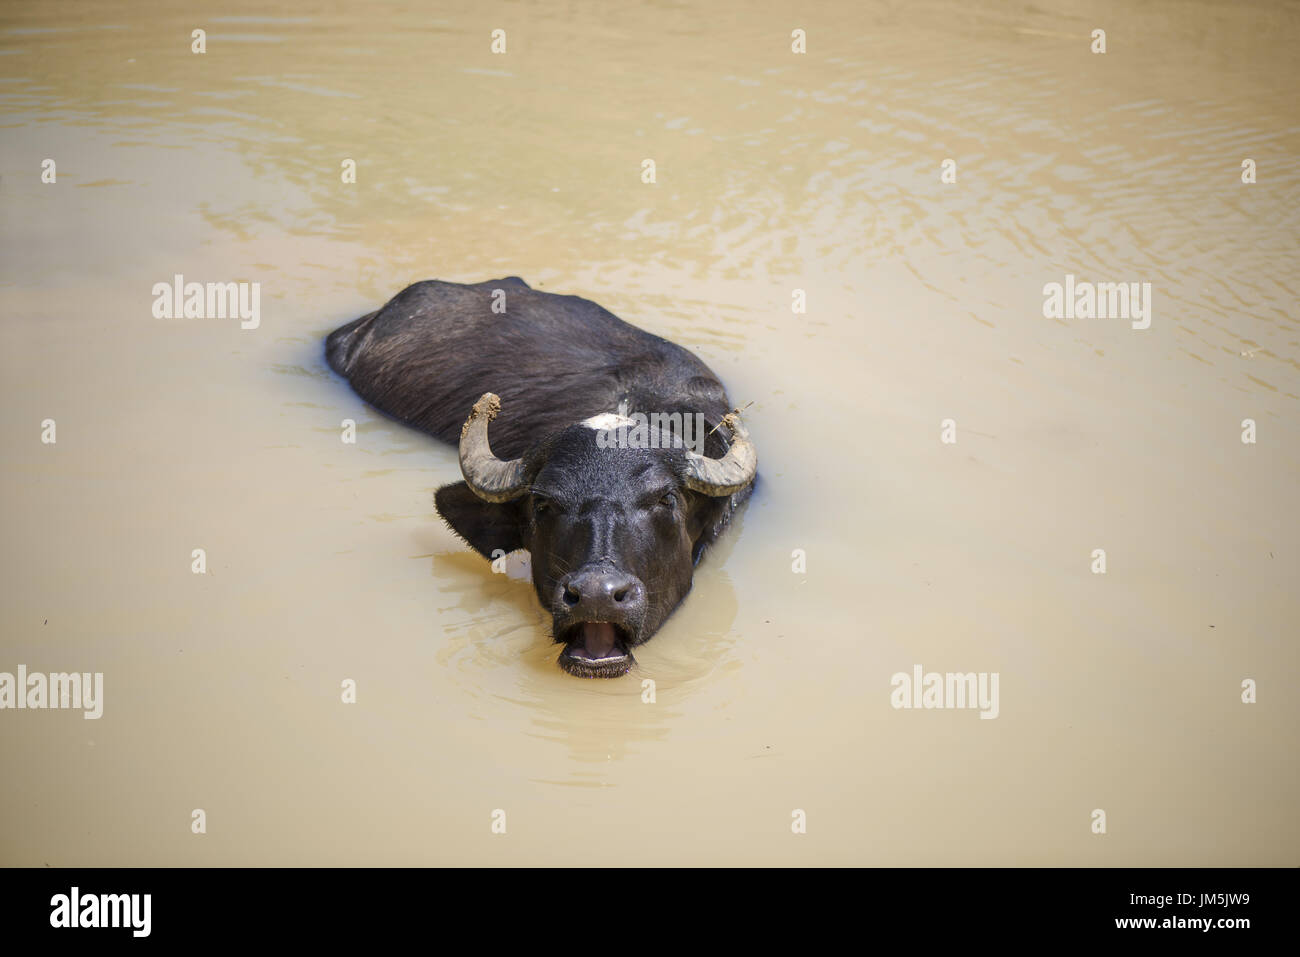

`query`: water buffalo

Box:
[324,277,757,677]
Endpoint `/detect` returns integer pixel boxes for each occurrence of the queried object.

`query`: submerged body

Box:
[325,277,756,676]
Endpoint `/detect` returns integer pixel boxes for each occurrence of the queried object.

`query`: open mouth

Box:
[556,621,634,678]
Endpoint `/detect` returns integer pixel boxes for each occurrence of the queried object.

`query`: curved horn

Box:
[458,393,530,502]
[683,410,757,497]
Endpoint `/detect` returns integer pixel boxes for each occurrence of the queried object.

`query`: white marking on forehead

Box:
[582,412,637,430]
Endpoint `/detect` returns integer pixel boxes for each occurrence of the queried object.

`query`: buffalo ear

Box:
[434,481,527,558]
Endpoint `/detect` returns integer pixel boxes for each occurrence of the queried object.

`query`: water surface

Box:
[1,0,1296,864]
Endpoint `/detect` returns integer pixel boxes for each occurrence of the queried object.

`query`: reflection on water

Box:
[426,525,743,770]
[1,0,1296,864]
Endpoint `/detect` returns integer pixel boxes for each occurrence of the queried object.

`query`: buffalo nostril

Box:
[559,568,645,614]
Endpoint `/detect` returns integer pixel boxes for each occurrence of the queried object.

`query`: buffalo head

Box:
[434,393,756,678]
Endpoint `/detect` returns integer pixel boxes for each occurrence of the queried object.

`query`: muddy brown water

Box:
[1,0,1296,865]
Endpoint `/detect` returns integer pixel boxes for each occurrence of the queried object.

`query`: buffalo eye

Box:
[658,491,678,510]
[531,496,552,520]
